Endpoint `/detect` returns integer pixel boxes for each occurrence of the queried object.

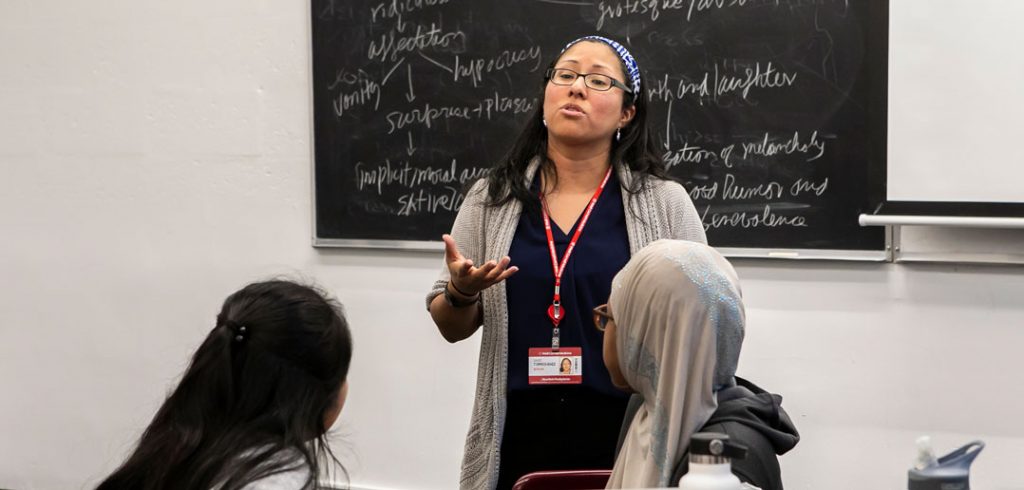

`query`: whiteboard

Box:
[888,0,1024,203]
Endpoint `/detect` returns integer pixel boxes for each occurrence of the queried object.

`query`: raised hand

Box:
[443,234,519,296]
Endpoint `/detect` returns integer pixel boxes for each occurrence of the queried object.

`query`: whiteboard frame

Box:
[889,225,1024,266]
[859,214,1024,265]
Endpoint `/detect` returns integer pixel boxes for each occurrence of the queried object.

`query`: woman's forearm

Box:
[429,290,484,343]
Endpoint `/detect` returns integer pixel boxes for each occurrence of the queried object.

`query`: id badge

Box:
[528,347,582,385]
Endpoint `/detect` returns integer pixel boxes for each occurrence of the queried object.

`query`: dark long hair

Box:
[485,39,671,217]
[98,280,353,490]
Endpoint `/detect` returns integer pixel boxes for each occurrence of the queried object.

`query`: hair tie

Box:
[562,35,642,95]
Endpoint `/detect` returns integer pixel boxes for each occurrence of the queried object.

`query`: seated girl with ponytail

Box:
[98,280,353,490]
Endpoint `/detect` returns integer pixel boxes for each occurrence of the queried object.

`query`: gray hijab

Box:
[606,240,745,488]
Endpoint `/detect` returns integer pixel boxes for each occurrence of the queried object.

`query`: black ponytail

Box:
[98,280,352,490]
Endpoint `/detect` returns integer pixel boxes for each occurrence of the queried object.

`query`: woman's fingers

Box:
[483,256,511,281]
[473,257,517,289]
[447,251,518,294]
[477,260,498,276]
[496,266,519,282]
[491,262,519,284]
[442,234,463,265]
[444,235,477,281]
[459,259,474,276]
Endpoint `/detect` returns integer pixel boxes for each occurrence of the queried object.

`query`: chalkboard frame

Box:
[311,235,889,261]
[309,0,891,261]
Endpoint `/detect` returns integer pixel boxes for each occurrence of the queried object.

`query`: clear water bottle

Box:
[907,438,984,490]
[679,432,748,490]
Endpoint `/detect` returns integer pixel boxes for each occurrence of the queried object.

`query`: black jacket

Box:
[617,377,800,490]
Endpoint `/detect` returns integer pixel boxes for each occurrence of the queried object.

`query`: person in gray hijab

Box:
[595,240,799,489]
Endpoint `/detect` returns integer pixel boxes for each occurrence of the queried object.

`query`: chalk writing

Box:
[740,131,826,161]
[397,186,464,215]
[686,0,755,22]
[688,175,829,202]
[355,159,487,195]
[789,177,828,196]
[647,62,799,104]
[689,181,719,200]
[665,131,828,168]
[329,69,382,117]
[370,0,454,25]
[663,141,722,168]
[702,204,809,229]
[596,0,688,30]
[472,92,535,120]
[721,173,784,201]
[595,0,809,27]
[367,21,467,62]
[454,46,544,87]
[645,29,705,48]
[385,103,473,133]
[716,62,798,100]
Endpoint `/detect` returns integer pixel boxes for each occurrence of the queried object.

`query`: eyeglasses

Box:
[546,68,633,94]
[593,304,613,332]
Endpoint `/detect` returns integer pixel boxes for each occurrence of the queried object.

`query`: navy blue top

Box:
[506,171,631,397]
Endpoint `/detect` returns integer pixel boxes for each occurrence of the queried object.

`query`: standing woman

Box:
[426,36,707,490]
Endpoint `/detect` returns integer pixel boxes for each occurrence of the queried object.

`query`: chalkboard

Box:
[311,0,887,254]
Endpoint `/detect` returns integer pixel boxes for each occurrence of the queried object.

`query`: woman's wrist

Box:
[444,281,480,308]
[448,280,479,299]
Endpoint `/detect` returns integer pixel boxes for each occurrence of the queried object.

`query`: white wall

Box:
[888,0,1024,203]
[1,1,1022,489]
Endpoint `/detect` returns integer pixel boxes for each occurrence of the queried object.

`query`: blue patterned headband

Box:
[562,35,641,96]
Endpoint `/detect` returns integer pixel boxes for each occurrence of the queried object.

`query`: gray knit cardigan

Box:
[426,159,707,490]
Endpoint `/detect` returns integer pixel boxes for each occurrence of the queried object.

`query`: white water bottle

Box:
[678,432,748,490]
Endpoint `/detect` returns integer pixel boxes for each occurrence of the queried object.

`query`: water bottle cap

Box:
[689,432,748,460]
[709,439,724,455]
[907,441,984,490]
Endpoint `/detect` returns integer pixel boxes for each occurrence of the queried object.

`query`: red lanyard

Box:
[541,166,613,349]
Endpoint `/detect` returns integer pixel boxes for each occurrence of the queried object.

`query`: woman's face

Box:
[561,358,572,373]
[601,301,630,390]
[542,41,635,147]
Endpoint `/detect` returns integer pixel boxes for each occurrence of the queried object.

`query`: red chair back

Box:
[511,469,612,490]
